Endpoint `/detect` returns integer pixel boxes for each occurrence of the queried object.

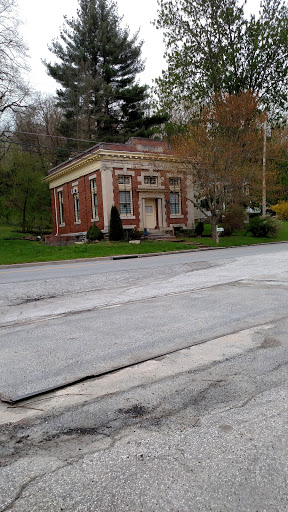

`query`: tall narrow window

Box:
[169,177,182,215]
[73,188,80,222]
[58,190,64,225]
[118,175,133,215]
[90,178,98,219]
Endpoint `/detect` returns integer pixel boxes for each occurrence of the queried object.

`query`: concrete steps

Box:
[145,230,175,240]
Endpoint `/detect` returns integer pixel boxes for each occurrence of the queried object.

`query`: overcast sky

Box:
[19,0,166,95]
[19,0,260,96]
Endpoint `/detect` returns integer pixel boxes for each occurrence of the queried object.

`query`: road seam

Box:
[0,319,275,404]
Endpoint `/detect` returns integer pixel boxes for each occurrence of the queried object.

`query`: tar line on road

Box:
[0,317,281,405]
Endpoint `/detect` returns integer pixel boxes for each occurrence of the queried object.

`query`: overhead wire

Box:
[0,138,90,154]
[7,130,99,143]
[0,145,70,157]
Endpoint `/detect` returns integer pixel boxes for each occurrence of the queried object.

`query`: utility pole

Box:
[262,119,267,217]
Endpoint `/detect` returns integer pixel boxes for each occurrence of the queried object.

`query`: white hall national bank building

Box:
[45,138,199,241]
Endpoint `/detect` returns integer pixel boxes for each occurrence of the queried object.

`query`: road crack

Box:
[0,465,65,512]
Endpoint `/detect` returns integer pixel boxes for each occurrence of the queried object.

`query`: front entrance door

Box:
[145,198,157,229]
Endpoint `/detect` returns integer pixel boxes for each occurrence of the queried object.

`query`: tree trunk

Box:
[262,119,267,217]
[22,189,29,232]
[211,216,218,241]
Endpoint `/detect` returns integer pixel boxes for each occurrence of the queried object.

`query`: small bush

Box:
[194,221,204,237]
[246,216,280,237]
[222,205,246,236]
[109,206,124,241]
[173,227,182,236]
[270,202,288,220]
[176,227,195,237]
[129,228,143,240]
[184,229,195,238]
[86,223,104,241]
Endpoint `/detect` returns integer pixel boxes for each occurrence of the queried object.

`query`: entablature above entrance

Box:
[136,185,165,193]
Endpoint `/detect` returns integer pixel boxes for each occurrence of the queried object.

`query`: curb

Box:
[1,241,288,270]
[0,247,225,269]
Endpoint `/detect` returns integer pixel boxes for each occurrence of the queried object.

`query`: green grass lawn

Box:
[1,222,288,266]
[0,225,199,265]
[197,220,288,247]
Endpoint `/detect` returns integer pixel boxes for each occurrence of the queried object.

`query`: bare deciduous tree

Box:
[172,92,266,239]
[14,93,66,169]
[0,0,28,130]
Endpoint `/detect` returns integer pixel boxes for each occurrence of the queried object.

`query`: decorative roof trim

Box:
[45,150,176,183]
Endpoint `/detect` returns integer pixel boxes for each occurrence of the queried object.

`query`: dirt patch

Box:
[218,424,233,432]
[258,337,281,349]
[117,404,149,417]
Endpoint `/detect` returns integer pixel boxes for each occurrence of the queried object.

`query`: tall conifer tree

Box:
[44,0,159,146]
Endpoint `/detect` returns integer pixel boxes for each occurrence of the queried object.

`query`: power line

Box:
[0,145,71,158]
[0,145,53,156]
[0,138,85,153]
[10,130,99,143]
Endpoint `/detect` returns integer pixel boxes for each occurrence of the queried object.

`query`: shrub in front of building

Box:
[194,221,204,237]
[129,228,143,240]
[270,201,288,220]
[86,223,104,242]
[222,205,246,236]
[109,206,124,241]
[246,216,280,237]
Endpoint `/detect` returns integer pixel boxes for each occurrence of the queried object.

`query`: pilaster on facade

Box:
[45,138,196,238]
[100,164,114,232]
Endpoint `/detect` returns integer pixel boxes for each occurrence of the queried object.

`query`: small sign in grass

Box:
[1,222,288,266]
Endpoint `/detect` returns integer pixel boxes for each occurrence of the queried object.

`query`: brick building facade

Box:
[45,138,197,240]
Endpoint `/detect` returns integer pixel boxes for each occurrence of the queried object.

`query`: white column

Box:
[139,196,145,230]
[101,166,114,232]
[158,198,162,228]
[162,197,167,227]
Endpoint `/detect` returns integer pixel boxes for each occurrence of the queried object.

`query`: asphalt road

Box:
[1,244,288,511]
[0,242,287,283]
[0,316,287,511]
[1,244,288,401]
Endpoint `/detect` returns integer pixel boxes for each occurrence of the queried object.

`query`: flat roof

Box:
[48,138,171,177]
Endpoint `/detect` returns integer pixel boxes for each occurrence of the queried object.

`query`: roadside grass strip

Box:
[1,222,288,265]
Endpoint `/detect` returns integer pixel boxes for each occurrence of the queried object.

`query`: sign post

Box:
[216,226,224,244]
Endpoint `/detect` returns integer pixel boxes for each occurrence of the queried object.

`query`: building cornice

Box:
[45,150,176,185]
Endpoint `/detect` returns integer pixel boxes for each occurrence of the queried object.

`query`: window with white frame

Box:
[144,176,158,186]
[73,188,80,222]
[118,176,131,185]
[58,190,64,225]
[90,178,98,219]
[169,177,182,215]
[118,175,133,215]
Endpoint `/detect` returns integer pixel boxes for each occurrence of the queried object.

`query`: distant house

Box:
[45,138,198,241]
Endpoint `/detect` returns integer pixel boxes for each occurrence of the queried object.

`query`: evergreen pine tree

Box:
[44,0,162,147]
[109,205,124,240]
